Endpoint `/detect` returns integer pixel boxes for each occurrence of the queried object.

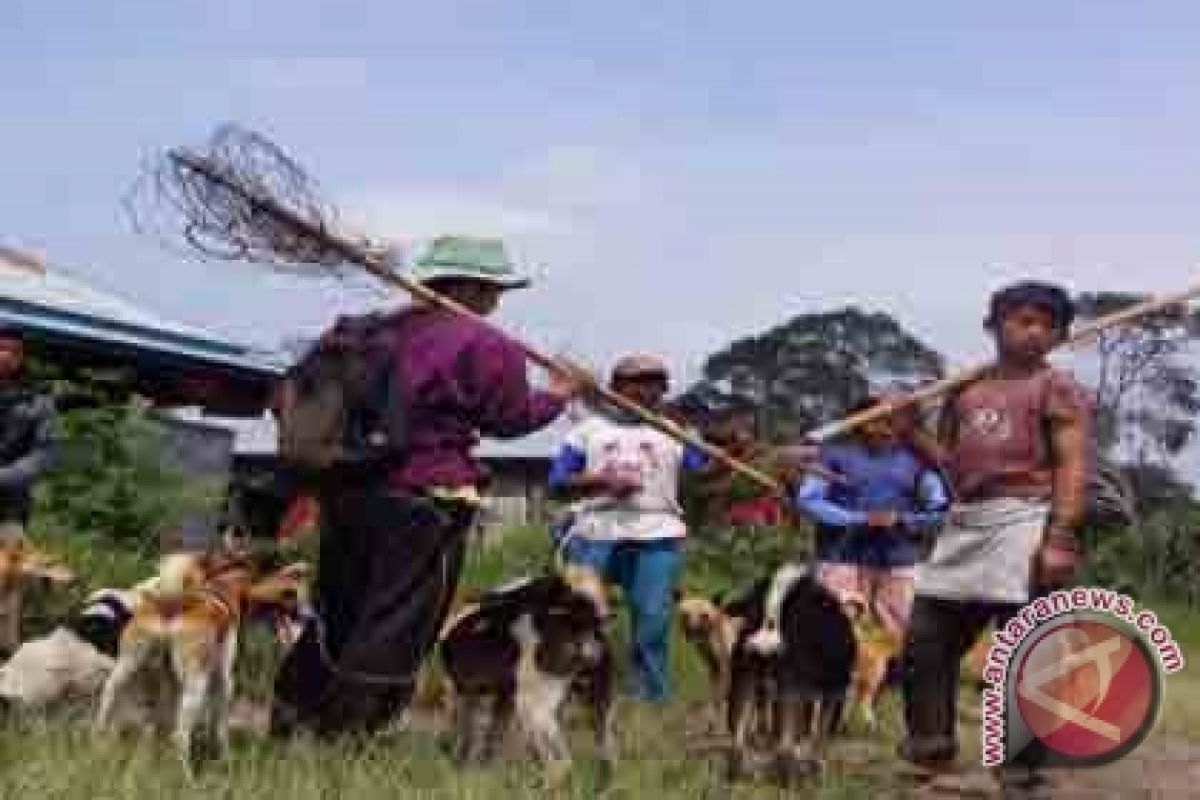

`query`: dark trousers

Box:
[270,484,473,739]
[901,594,1024,764]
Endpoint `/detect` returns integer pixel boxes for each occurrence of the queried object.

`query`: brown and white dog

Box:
[94,551,311,776]
[438,564,614,788]
[0,539,75,585]
[0,539,76,654]
[837,596,905,733]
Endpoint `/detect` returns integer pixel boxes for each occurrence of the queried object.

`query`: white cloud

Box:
[232,57,373,95]
[498,144,654,212]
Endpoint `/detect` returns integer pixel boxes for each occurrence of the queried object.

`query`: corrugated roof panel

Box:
[0,261,288,376]
[0,262,215,339]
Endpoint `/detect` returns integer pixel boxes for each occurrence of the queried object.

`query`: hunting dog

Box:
[693,574,995,751]
[0,577,160,713]
[964,634,991,688]
[724,564,856,783]
[839,597,905,733]
[677,591,743,702]
[438,564,615,788]
[0,539,76,655]
[829,606,988,734]
[94,551,311,776]
[680,588,905,737]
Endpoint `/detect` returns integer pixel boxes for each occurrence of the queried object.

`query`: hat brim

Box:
[612,368,669,382]
[411,266,531,291]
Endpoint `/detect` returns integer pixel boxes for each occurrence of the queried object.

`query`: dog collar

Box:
[199,586,237,618]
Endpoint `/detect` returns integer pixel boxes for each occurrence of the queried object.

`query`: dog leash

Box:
[302,609,423,688]
[551,523,582,569]
[299,550,450,689]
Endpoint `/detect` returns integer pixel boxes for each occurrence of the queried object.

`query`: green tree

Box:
[37,403,221,550]
[681,307,945,439]
[1075,291,1200,461]
[22,350,221,551]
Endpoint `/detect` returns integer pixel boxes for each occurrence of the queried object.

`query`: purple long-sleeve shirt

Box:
[384,306,565,492]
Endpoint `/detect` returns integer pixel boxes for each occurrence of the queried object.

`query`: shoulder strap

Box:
[375,313,410,436]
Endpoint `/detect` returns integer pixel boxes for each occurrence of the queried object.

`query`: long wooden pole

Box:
[172,151,807,493]
[806,280,1200,443]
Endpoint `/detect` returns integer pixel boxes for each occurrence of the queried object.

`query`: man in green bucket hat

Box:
[407,235,533,292]
[272,235,579,738]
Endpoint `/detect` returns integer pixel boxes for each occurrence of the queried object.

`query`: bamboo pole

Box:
[806,280,1200,443]
[172,151,803,494]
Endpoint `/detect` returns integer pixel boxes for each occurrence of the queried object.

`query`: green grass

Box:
[1144,599,1200,654]
[5,524,1199,799]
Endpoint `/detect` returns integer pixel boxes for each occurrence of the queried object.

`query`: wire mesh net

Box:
[126,123,374,275]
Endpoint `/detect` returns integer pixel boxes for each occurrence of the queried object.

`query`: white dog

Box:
[0,579,157,712]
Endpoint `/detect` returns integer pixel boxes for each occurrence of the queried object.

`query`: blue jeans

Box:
[563,537,683,702]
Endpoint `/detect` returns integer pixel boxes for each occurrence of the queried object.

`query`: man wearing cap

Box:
[271,236,579,738]
[0,326,57,654]
[548,354,706,702]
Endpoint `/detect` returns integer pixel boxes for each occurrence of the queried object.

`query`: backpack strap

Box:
[367,311,411,456]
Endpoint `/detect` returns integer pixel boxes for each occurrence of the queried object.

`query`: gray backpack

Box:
[275,312,408,476]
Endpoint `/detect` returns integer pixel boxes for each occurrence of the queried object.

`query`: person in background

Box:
[548,354,706,702]
[794,392,950,639]
[0,325,58,654]
[707,403,790,528]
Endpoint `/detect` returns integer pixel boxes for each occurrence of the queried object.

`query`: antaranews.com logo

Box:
[980,588,1185,769]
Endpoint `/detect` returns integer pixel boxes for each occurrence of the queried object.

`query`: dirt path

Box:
[694,693,1200,799]
[1048,736,1200,799]
[817,734,1200,798]
[230,697,1200,797]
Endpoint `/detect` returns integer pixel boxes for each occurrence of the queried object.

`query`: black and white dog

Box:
[724,564,856,783]
[438,565,615,788]
[0,581,155,712]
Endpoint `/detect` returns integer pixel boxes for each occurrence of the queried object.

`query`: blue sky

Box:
[4,1,1200,385]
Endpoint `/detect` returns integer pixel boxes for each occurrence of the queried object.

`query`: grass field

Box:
[3,525,1197,799]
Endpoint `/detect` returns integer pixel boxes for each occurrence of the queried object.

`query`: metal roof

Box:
[0,257,288,377]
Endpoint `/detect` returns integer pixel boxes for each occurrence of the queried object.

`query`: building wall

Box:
[479,457,551,531]
[152,414,235,547]
[221,454,554,540]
